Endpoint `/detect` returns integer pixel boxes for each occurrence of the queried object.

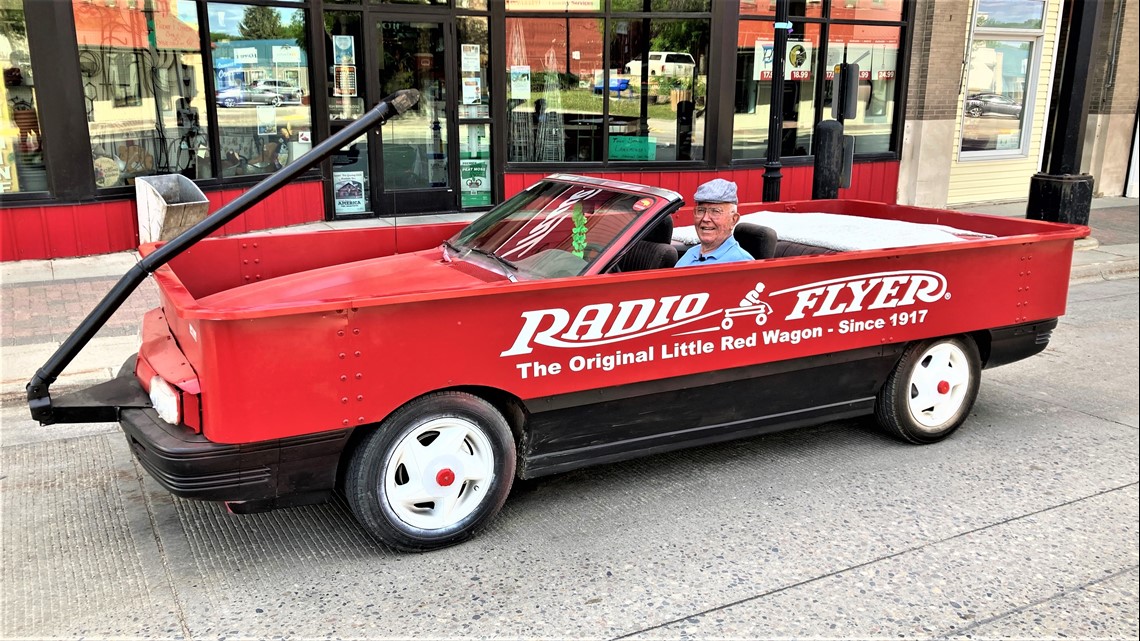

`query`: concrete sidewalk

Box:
[2,199,1136,400]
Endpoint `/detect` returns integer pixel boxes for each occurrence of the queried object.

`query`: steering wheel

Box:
[581,242,606,261]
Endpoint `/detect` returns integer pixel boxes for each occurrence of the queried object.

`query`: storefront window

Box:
[739,0,823,19]
[612,0,710,11]
[377,20,447,190]
[326,11,365,123]
[1,0,46,193]
[506,17,603,162]
[960,39,1034,154]
[208,3,312,179]
[829,0,904,22]
[825,24,900,154]
[733,21,820,159]
[74,0,211,189]
[609,18,709,161]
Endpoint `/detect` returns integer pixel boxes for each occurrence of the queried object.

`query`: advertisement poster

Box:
[256,105,275,134]
[333,35,356,65]
[871,43,897,80]
[462,78,482,105]
[460,159,491,207]
[334,65,358,97]
[510,65,531,100]
[334,171,366,213]
[272,45,301,64]
[754,40,813,81]
[461,44,481,72]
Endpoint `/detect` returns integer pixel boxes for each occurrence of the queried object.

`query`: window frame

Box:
[956,5,1047,162]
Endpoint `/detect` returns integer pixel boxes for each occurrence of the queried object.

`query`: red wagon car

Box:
[28,100,1086,551]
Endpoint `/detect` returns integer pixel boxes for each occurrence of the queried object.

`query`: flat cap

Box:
[694,178,738,204]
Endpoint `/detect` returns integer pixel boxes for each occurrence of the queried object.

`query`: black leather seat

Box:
[618,216,679,271]
[733,222,778,259]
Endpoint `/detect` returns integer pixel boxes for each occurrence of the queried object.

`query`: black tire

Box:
[270,95,282,107]
[967,106,983,118]
[345,391,516,551]
[874,336,981,444]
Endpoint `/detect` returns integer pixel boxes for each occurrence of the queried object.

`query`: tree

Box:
[238,6,286,40]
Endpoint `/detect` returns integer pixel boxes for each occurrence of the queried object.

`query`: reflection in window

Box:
[506,16,709,164]
[738,0,824,19]
[975,0,1045,30]
[824,24,900,154]
[75,0,212,188]
[1,0,46,193]
[960,40,1033,154]
[208,3,312,178]
[609,18,709,161]
[377,20,448,190]
[829,0,904,22]
[506,18,603,162]
[733,21,820,159]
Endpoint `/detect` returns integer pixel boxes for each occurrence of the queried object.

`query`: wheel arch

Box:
[335,385,530,490]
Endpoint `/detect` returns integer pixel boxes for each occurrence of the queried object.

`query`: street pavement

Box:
[1,198,1137,639]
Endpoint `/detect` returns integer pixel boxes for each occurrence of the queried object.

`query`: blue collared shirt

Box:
[675,236,754,267]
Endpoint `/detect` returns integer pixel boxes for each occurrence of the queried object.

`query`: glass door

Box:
[372,17,455,216]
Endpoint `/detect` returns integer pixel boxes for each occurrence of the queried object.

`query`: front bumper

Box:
[111,359,351,510]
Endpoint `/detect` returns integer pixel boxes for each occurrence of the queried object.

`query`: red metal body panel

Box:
[1,180,324,261]
[139,192,1083,446]
[503,162,900,208]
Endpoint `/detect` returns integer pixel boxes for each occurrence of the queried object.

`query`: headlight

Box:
[149,376,180,425]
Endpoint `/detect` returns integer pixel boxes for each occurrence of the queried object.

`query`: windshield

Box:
[452,181,653,280]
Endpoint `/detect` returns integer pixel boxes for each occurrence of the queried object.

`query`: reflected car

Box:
[216,86,289,108]
[965,93,1023,118]
[250,79,304,103]
[624,52,696,77]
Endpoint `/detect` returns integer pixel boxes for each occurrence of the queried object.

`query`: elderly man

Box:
[675,178,753,267]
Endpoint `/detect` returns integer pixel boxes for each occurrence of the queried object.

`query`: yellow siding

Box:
[946,0,1061,205]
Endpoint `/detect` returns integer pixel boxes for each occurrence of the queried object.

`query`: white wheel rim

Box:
[906,342,971,430]
[383,417,495,531]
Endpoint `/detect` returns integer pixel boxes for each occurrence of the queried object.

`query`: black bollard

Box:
[813,120,844,199]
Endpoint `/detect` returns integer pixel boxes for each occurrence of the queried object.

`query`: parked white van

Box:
[624,52,696,77]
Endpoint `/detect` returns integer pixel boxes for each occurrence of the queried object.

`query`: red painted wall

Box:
[1,180,325,262]
[503,162,900,207]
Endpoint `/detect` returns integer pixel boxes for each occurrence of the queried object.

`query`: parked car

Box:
[215,85,289,108]
[965,92,1023,118]
[624,51,696,77]
[250,79,304,103]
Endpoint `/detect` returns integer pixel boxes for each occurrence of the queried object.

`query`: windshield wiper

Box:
[468,247,518,281]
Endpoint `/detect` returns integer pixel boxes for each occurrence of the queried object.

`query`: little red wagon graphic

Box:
[720,301,773,329]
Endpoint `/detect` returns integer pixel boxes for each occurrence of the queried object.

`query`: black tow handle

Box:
[27,90,422,425]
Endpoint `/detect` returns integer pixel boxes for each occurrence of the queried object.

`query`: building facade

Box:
[0,0,1135,261]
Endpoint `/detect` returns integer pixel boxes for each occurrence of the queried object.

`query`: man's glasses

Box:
[695,206,731,219]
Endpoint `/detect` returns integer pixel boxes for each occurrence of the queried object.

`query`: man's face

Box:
[694,203,739,249]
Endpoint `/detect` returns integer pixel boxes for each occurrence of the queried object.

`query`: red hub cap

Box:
[937,380,950,394]
[436,468,455,487]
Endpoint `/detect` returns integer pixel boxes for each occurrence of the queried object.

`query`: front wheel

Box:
[345,392,515,551]
[874,336,981,444]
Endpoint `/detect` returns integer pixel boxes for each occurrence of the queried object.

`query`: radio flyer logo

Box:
[501,271,950,379]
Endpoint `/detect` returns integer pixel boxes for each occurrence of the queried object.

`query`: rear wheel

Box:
[345,392,515,551]
[875,336,981,444]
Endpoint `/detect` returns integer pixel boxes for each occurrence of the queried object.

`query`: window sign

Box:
[234,47,258,64]
[461,45,480,73]
[334,171,366,213]
[460,159,491,207]
[609,136,656,161]
[272,45,300,65]
[335,66,358,97]
[463,78,482,105]
[754,40,813,80]
[333,35,355,65]
[510,66,531,100]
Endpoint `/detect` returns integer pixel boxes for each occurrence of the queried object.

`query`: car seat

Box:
[733,222,778,259]
[618,215,678,271]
